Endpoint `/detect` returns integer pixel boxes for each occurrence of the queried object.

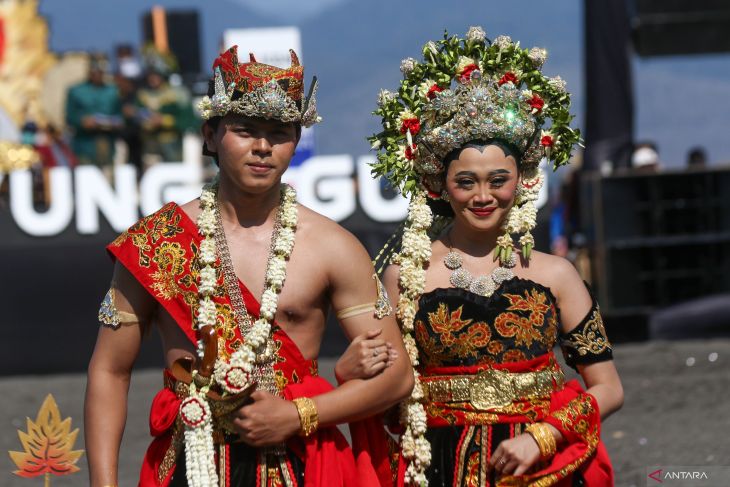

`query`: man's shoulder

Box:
[296,204,363,250]
[109,201,192,250]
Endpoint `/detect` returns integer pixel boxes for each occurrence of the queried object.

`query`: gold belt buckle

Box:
[469,369,514,410]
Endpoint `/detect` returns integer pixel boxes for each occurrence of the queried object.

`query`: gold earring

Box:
[441,190,451,202]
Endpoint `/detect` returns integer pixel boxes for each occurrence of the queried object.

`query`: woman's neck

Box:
[448,219,501,259]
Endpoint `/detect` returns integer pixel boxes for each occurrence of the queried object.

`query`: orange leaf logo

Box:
[8,394,84,481]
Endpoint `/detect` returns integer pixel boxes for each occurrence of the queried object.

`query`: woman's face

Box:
[444,144,520,232]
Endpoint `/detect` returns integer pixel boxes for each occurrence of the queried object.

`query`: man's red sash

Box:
[108,203,382,487]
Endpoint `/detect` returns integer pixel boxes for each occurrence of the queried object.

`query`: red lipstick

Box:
[468,207,496,217]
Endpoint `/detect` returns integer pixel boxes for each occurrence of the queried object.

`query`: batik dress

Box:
[404,278,614,487]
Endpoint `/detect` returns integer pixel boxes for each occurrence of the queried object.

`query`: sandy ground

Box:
[2,339,729,487]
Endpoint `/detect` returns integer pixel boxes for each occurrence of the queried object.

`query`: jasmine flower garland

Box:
[181,179,299,487]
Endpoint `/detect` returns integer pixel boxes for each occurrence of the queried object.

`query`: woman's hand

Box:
[488,432,542,477]
[334,328,397,382]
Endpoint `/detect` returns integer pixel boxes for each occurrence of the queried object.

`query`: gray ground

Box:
[2,339,729,487]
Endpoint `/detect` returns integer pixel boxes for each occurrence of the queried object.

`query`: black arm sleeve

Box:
[558,284,613,372]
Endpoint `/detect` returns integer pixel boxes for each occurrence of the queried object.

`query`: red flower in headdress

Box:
[541,135,554,147]
[426,84,443,100]
[527,94,544,113]
[498,72,519,86]
[458,63,479,83]
[404,143,418,160]
[400,118,421,136]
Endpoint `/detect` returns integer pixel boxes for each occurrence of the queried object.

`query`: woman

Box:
[364,27,623,486]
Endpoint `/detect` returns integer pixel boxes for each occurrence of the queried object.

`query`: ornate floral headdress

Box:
[368,27,580,485]
[198,45,321,127]
[369,26,579,262]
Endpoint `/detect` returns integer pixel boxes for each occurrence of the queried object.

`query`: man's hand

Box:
[334,328,397,382]
[488,433,541,476]
[231,391,301,447]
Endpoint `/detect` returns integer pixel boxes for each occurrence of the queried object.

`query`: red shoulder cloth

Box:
[107,202,315,372]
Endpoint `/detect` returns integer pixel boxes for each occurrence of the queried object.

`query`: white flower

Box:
[265,256,288,290]
[200,186,216,206]
[399,258,426,296]
[548,75,567,93]
[197,208,216,236]
[274,227,296,255]
[377,89,395,107]
[402,333,419,364]
[260,288,279,320]
[370,139,382,150]
[280,206,298,228]
[406,196,433,230]
[198,266,217,296]
[407,402,428,435]
[411,376,425,401]
[528,47,548,67]
[198,237,217,265]
[424,40,439,55]
[466,26,486,42]
[493,35,513,49]
[401,227,431,262]
[197,298,217,327]
[400,57,417,76]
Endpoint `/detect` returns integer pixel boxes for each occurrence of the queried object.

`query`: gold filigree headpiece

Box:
[198,45,321,127]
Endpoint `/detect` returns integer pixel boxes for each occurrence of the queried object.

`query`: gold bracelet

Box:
[292,397,319,437]
[525,423,557,459]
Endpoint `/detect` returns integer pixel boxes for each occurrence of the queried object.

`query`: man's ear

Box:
[202,122,217,154]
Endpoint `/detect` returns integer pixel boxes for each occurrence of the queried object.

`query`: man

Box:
[85,46,412,487]
[65,56,122,166]
[136,69,196,163]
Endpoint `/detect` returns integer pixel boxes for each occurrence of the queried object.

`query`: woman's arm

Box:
[553,256,624,419]
[491,256,623,476]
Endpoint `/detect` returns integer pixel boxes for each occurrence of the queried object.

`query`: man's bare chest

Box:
[227,240,329,321]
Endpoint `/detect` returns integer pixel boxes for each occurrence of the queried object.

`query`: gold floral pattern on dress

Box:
[415,304,494,367]
[414,285,559,368]
[150,242,187,299]
[494,290,554,348]
[111,203,184,268]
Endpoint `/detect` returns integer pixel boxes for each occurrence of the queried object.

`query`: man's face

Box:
[203,115,299,194]
[88,68,105,85]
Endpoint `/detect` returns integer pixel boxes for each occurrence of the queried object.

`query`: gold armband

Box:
[292,397,318,437]
[336,303,376,320]
[98,287,139,329]
[525,423,557,459]
[335,274,392,320]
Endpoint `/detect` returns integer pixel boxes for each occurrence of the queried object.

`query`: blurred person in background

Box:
[687,146,707,169]
[115,73,144,173]
[65,56,122,166]
[115,44,142,81]
[631,141,661,173]
[136,46,196,164]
